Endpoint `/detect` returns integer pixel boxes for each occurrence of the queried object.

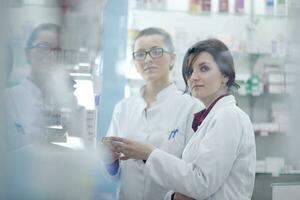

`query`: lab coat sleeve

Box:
[102,102,122,180]
[106,102,122,137]
[164,190,174,200]
[4,84,53,147]
[3,90,29,149]
[144,109,243,199]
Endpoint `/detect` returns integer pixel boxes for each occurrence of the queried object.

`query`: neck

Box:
[144,79,170,104]
[29,71,49,97]
[202,90,227,108]
[30,72,42,89]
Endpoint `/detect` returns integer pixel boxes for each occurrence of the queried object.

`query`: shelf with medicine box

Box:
[256,158,300,175]
[131,7,289,19]
[253,122,289,136]
[130,0,289,18]
[129,8,289,56]
[126,1,289,98]
[236,64,293,96]
[59,1,104,148]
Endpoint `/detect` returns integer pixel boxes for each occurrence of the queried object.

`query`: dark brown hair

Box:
[182,38,239,93]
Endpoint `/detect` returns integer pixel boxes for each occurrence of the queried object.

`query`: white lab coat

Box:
[5,78,86,151]
[106,83,203,200]
[144,95,256,200]
[4,79,47,150]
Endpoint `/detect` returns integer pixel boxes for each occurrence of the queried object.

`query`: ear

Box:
[222,74,229,85]
[169,53,176,70]
[25,49,31,64]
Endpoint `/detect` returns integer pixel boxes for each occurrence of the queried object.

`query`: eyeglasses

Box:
[133,47,170,61]
[28,42,61,52]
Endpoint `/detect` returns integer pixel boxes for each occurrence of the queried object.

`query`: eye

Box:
[133,51,146,59]
[200,65,209,72]
[150,48,163,57]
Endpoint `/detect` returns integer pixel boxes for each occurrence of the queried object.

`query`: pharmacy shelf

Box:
[132,8,289,19]
[256,172,300,175]
[236,91,290,97]
[253,122,288,135]
[129,9,288,69]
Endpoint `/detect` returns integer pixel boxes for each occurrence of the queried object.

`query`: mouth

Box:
[192,85,204,90]
[144,66,157,72]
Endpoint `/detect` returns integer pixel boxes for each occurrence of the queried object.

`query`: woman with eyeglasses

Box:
[101,27,203,200]
[4,23,77,150]
[106,38,256,200]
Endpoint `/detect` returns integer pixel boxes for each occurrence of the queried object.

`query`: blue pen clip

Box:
[14,122,25,135]
[168,128,178,140]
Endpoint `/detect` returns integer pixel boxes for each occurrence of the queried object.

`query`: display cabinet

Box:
[126,0,297,182]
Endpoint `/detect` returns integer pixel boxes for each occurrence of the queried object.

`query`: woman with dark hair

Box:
[107,38,256,200]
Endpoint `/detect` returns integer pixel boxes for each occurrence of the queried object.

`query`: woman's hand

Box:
[107,136,156,160]
[100,137,122,162]
[173,192,194,200]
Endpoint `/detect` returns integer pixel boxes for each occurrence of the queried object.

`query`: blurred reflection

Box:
[4,23,79,149]
[3,0,107,199]
[3,22,92,200]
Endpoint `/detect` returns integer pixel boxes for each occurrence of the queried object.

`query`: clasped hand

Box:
[102,136,155,161]
[173,192,195,200]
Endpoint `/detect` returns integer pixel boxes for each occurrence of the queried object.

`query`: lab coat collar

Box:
[156,83,176,102]
[192,94,229,132]
[197,95,236,129]
[139,83,176,99]
[23,78,43,100]
[138,83,177,111]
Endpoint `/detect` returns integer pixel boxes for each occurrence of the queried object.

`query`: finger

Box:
[101,137,111,143]
[101,140,117,151]
[119,155,130,160]
[101,137,113,146]
[108,145,119,153]
[109,136,131,144]
[112,152,122,160]
[110,140,130,149]
[110,141,127,153]
[173,193,179,200]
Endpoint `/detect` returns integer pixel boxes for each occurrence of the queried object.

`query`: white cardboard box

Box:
[272,183,300,200]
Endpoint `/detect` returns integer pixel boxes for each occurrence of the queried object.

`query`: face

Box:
[27,30,60,70]
[187,51,228,106]
[27,30,75,95]
[133,35,175,83]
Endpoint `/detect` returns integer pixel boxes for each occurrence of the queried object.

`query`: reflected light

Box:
[70,72,92,77]
[53,136,85,150]
[74,80,95,110]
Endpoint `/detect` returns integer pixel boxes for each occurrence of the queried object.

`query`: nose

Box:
[189,69,199,81]
[144,52,153,63]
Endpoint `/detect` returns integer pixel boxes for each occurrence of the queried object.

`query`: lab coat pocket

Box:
[160,128,184,157]
[146,129,168,148]
[8,121,28,150]
[184,121,207,154]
